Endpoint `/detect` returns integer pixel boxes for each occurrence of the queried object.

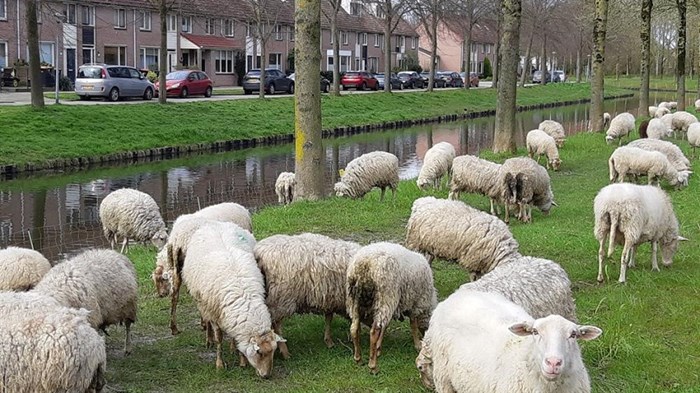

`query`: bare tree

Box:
[492,2,503,89]
[246,0,287,98]
[493,0,522,153]
[145,0,179,104]
[676,0,686,108]
[639,0,653,115]
[411,0,446,91]
[322,0,343,96]
[590,0,609,132]
[26,0,44,108]
[448,0,489,90]
[363,0,411,92]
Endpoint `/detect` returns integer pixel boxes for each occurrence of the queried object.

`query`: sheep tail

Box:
[608,156,616,182]
[607,212,619,258]
[347,261,377,317]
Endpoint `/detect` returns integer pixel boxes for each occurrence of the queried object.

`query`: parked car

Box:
[553,70,566,83]
[340,71,378,90]
[460,72,480,87]
[374,73,403,90]
[421,71,447,88]
[532,70,552,84]
[397,71,425,89]
[74,64,155,101]
[242,69,294,95]
[154,70,213,98]
[288,72,331,93]
[437,71,464,88]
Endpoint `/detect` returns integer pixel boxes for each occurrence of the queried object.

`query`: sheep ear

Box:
[509,321,534,336]
[551,201,559,207]
[678,236,689,241]
[576,325,603,341]
[274,333,286,343]
[253,343,260,352]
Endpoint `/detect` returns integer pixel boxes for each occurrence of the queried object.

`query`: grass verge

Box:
[606,75,699,93]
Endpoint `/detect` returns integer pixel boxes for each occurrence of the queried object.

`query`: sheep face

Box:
[151,265,172,297]
[415,342,434,390]
[151,229,168,249]
[549,158,562,171]
[244,331,285,379]
[661,236,684,267]
[334,182,351,198]
[416,178,431,191]
[509,315,602,381]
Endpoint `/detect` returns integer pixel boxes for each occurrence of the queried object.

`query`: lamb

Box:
[499,156,556,223]
[0,247,52,291]
[687,122,700,157]
[254,233,361,359]
[638,119,649,138]
[646,118,674,140]
[605,112,635,145]
[671,110,698,133]
[448,155,503,214]
[421,290,601,393]
[603,112,611,129]
[538,120,566,147]
[182,224,284,377]
[654,106,670,118]
[0,292,107,393]
[628,138,691,172]
[346,242,437,374]
[334,151,399,200]
[416,142,456,190]
[609,146,690,188]
[99,187,168,253]
[33,248,138,355]
[405,197,522,280]
[594,183,686,283]
[274,172,296,204]
[526,129,562,171]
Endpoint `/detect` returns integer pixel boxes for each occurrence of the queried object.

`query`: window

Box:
[341,31,348,45]
[39,42,55,65]
[205,18,214,35]
[140,47,159,69]
[140,11,151,31]
[82,47,94,64]
[0,0,6,20]
[81,5,94,26]
[215,50,234,73]
[330,30,334,44]
[482,44,487,53]
[399,36,405,49]
[0,42,7,68]
[486,44,492,54]
[350,2,362,15]
[114,8,126,29]
[246,23,251,37]
[289,26,294,41]
[412,37,417,49]
[375,5,385,19]
[222,19,234,37]
[167,15,177,32]
[64,4,76,24]
[274,25,282,40]
[268,53,281,69]
[357,32,367,45]
[379,34,384,49]
[104,46,127,65]
[181,16,192,33]
[374,33,379,47]
[368,57,378,73]
[471,43,477,53]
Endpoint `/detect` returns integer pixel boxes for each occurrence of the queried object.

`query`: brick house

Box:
[417,18,497,74]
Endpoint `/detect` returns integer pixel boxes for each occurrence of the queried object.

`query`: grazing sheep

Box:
[254,233,361,359]
[605,112,635,145]
[666,101,678,110]
[191,202,253,232]
[99,188,168,253]
[0,247,52,291]
[628,138,691,172]
[422,290,601,393]
[608,146,690,188]
[654,106,670,118]
[416,142,456,190]
[594,183,685,283]
[182,224,283,377]
[638,118,650,138]
[538,120,566,147]
[34,248,138,355]
[346,242,437,374]
[603,112,611,129]
[646,118,674,140]
[448,155,503,214]
[0,292,107,393]
[405,197,521,279]
[658,101,670,110]
[500,157,556,223]
[334,151,399,200]
[526,129,562,171]
[671,110,699,133]
[648,106,658,117]
[695,99,700,111]
[687,122,700,157]
[274,172,296,205]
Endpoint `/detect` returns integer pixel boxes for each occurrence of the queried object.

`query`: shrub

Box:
[483,57,493,79]
[146,71,158,83]
[59,76,73,91]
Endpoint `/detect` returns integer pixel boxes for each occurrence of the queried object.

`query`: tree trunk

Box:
[294,0,324,201]
[428,17,438,92]
[576,48,581,83]
[331,13,341,96]
[493,0,521,153]
[590,0,609,132]
[698,15,700,100]
[492,7,503,89]
[464,30,471,90]
[259,35,267,99]
[158,0,167,104]
[520,30,534,87]
[540,33,547,86]
[676,0,686,110]
[639,0,652,116]
[26,0,44,108]
[384,12,393,92]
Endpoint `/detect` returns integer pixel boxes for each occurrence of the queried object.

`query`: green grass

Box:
[43,91,80,101]
[109,129,700,392]
[606,75,700,92]
[1,83,627,167]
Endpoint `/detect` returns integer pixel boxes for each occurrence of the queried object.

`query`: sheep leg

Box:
[628,247,636,268]
[205,321,214,349]
[124,320,133,355]
[368,322,384,374]
[379,187,386,202]
[409,317,422,352]
[120,238,129,254]
[489,199,495,215]
[597,239,606,283]
[351,317,362,364]
[323,313,335,348]
[214,325,226,369]
[619,242,633,283]
[504,203,510,224]
[274,321,291,359]
[651,241,660,272]
[169,273,182,335]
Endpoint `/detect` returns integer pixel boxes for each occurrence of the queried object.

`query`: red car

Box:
[155,70,213,98]
[340,71,379,91]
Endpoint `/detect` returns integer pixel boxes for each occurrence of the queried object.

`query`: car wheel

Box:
[204,86,212,97]
[322,83,329,93]
[400,83,404,90]
[244,89,252,95]
[108,87,120,102]
[143,87,154,100]
[360,82,366,91]
[180,87,189,98]
[269,84,276,95]
[288,82,295,94]
[342,85,346,90]
[373,82,378,91]
[78,95,90,101]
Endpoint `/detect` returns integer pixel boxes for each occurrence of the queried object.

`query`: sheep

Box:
[628,138,691,172]
[658,101,670,110]
[660,113,674,132]
[671,110,698,133]
[99,188,168,253]
[253,233,361,359]
[654,106,670,118]
[33,248,138,355]
[274,172,296,204]
[447,155,503,214]
[605,112,635,145]
[190,202,253,232]
[405,197,522,280]
[687,122,700,157]
[638,118,649,138]
[416,142,456,190]
[594,183,686,283]
[648,106,658,117]
[603,112,611,129]
[182,224,283,377]
[695,99,700,111]
[526,129,562,171]
[346,242,437,374]
[421,290,601,393]
[608,146,690,188]
[0,292,107,393]
[666,101,678,110]
[499,156,556,223]
[646,118,674,140]
[0,247,52,291]
[334,151,399,201]
[538,120,566,147]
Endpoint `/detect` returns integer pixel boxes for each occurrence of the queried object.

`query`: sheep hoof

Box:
[171,327,180,336]
[369,366,379,375]
[324,338,335,348]
[216,359,226,369]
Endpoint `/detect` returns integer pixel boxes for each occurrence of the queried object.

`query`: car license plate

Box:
[82,85,94,90]
[248,78,259,83]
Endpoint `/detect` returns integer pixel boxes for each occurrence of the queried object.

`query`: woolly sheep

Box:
[606,113,635,145]
[695,99,700,111]
[274,172,296,205]
[99,188,168,253]
[648,106,658,117]
[346,242,437,374]
[416,142,456,190]
[254,233,361,359]
[538,120,566,147]
[628,138,691,172]
[526,129,562,171]
[603,112,611,129]
[646,118,673,140]
[658,101,670,110]
[182,224,283,377]
[499,156,556,223]
[638,119,650,138]
[594,183,685,283]
[666,101,678,110]
[191,202,253,232]
[609,146,690,188]
[0,292,107,393]
[34,248,138,355]
[448,155,503,214]
[654,106,670,118]
[0,247,52,291]
[671,111,698,133]
[334,151,399,200]
[687,122,700,157]
[405,197,521,280]
[422,290,601,393]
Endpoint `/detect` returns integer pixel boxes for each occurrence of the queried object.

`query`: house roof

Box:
[181,34,242,49]
[442,16,498,45]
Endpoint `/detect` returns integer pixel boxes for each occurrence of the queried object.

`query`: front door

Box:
[66,49,76,82]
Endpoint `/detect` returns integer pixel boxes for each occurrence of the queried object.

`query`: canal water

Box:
[0,92,673,261]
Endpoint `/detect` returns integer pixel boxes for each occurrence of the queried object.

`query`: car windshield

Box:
[246,70,262,76]
[78,67,103,79]
[166,71,191,80]
[398,72,412,76]
[345,72,360,77]
[375,73,385,77]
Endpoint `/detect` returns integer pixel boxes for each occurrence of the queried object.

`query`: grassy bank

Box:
[2,83,627,167]
[43,88,244,101]
[105,130,700,393]
[606,75,699,93]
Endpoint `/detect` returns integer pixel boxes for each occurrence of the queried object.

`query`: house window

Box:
[274,25,282,40]
[215,50,234,73]
[368,57,378,73]
[114,9,126,29]
[205,18,214,35]
[412,37,417,49]
[482,44,487,53]
[246,23,251,37]
[350,2,362,15]
[330,30,334,44]
[374,33,379,47]
[357,32,367,45]
[0,0,6,20]
[39,42,55,65]
[379,34,384,49]
[104,46,127,65]
[0,42,7,68]
[81,6,94,26]
[222,19,234,37]
[140,11,151,31]
[82,47,94,64]
[289,26,294,41]
[486,44,492,54]
[399,36,405,49]
[64,4,76,24]
[375,5,385,19]
[268,53,282,69]
[341,31,348,45]
[181,16,192,33]
[167,15,177,32]
[140,47,159,69]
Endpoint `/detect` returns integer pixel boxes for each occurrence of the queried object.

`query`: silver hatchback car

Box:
[75,64,155,101]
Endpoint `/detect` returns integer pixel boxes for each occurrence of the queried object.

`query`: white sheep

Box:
[538,120,566,147]
[0,292,107,393]
[606,112,635,145]
[274,172,296,204]
[191,202,253,232]
[33,248,138,355]
[447,155,503,214]
[499,156,556,223]
[687,122,700,157]
[526,129,562,171]
[594,183,685,283]
[646,118,674,140]
[648,106,658,117]
[694,99,700,111]
[666,101,678,110]
[0,247,52,291]
[660,113,674,132]
[405,197,521,280]
[422,290,601,393]
[334,151,399,200]
[671,110,698,133]
[346,242,437,374]
[603,112,611,129]
[99,188,168,253]
[253,233,361,359]
[628,138,691,172]
[416,142,456,190]
[658,101,670,110]
[654,106,670,118]
[182,224,283,377]
[608,146,690,188]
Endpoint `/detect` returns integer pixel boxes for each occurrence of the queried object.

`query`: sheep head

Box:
[243,331,285,379]
[415,341,435,390]
[150,229,168,250]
